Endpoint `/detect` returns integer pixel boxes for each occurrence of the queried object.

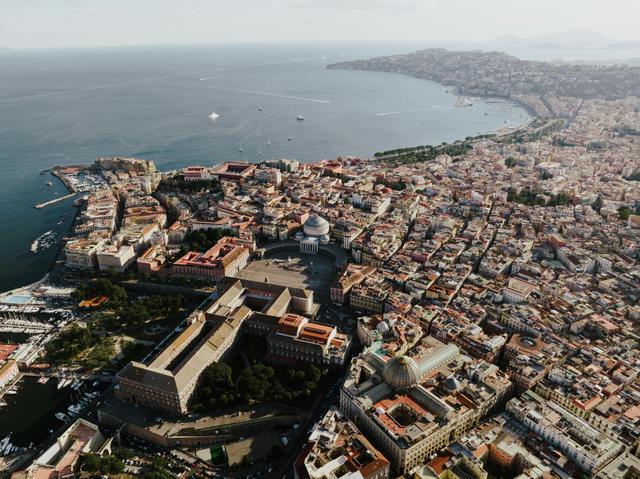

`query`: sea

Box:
[0,43,536,292]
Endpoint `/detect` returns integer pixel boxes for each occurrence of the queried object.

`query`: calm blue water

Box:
[0,44,529,291]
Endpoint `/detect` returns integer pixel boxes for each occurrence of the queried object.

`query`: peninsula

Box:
[329,48,640,117]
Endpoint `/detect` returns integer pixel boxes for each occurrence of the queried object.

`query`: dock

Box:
[0,373,23,403]
[34,193,75,209]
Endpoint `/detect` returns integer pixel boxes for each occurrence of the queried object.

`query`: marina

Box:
[30,231,57,254]
[455,95,475,107]
[0,376,73,449]
[0,375,106,452]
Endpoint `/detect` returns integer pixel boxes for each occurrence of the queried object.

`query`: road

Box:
[271,370,346,479]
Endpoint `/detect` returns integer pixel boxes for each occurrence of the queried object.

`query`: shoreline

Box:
[457,94,535,137]
[0,78,536,297]
[50,167,78,194]
[0,169,82,299]
[449,85,540,120]
[327,62,540,122]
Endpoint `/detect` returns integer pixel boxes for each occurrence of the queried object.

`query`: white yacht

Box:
[55,412,69,422]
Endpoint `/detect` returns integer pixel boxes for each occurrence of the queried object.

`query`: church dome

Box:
[376,321,390,333]
[444,376,461,392]
[303,214,330,237]
[383,355,421,389]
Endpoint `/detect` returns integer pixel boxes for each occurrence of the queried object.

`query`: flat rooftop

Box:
[235,253,337,304]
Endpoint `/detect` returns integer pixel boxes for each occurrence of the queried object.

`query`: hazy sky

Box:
[0,0,639,49]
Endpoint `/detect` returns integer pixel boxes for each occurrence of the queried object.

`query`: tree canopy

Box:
[507,188,573,207]
[504,156,517,168]
[81,453,124,475]
[193,359,325,411]
[619,206,632,221]
[181,228,232,253]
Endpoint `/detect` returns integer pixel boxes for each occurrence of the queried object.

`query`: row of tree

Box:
[374,141,473,163]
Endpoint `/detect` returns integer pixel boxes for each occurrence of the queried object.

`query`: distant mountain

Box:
[529,29,612,46]
[531,42,562,50]
[606,42,640,50]
[488,29,614,49]
[490,34,521,44]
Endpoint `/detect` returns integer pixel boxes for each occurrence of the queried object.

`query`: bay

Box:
[0,43,529,291]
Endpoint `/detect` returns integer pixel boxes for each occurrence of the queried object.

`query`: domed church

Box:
[382,355,422,390]
[296,213,331,254]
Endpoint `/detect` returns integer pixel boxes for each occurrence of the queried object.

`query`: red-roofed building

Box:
[183,166,213,182]
[11,419,109,479]
[0,360,18,389]
[247,314,351,366]
[275,314,308,337]
[0,344,17,362]
[294,408,390,479]
[211,162,257,181]
[172,238,250,282]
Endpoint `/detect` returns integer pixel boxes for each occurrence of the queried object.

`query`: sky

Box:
[0,0,639,49]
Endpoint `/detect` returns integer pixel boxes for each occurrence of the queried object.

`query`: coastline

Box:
[458,94,535,136]
[449,86,540,120]
[50,167,79,194]
[0,76,535,297]
[0,169,82,298]
[326,61,540,122]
